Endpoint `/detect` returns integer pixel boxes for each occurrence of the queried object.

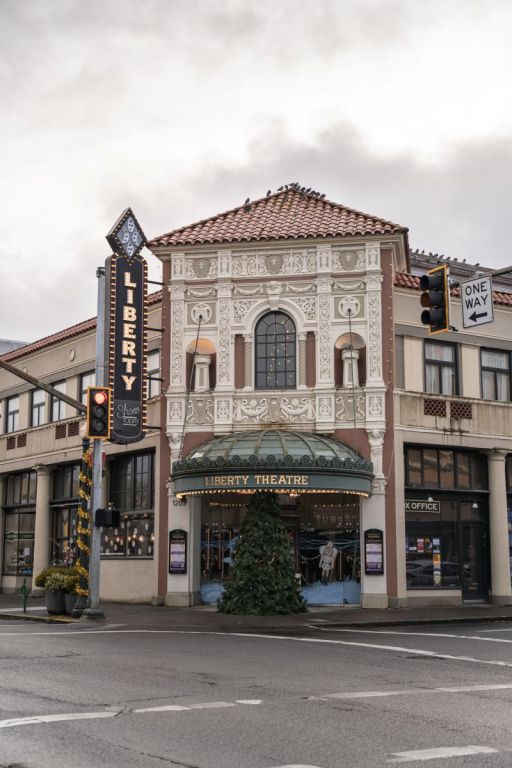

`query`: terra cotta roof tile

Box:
[148,189,408,248]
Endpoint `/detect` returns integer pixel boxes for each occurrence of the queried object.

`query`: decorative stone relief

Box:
[232,395,315,424]
[338,296,361,319]
[317,396,333,419]
[168,400,184,423]
[335,392,365,421]
[217,298,231,385]
[215,398,231,421]
[332,249,365,272]
[266,280,282,310]
[233,284,264,296]
[366,281,383,382]
[286,282,316,294]
[171,256,185,279]
[318,294,332,381]
[372,477,387,494]
[187,286,216,298]
[231,250,316,277]
[218,251,231,277]
[170,298,184,388]
[317,245,332,272]
[367,428,386,478]
[232,300,254,325]
[366,245,380,271]
[190,302,213,324]
[186,397,214,424]
[289,296,317,321]
[367,393,384,419]
[334,280,365,292]
[186,257,218,279]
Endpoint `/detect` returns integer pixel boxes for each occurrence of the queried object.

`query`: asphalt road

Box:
[2,619,512,767]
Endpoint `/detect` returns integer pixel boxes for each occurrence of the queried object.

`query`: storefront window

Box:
[200,493,361,606]
[405,447,487,491]
[2,471,36,576]
[50,464,80,566]
[101,452,155,557]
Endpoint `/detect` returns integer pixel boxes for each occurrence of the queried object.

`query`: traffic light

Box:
[420,264,450,334]
[86,386,111,439]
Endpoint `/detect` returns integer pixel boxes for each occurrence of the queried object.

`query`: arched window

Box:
[255,311,296,389]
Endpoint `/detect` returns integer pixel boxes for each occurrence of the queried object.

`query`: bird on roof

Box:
[266,190,271,196]
[277,186,284,192]
[244,197,250,205]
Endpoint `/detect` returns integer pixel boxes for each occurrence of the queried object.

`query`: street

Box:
[2,618,512,767]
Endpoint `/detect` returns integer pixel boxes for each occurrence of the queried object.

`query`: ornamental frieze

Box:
[186,398,214,425]
[332,249,365,272]
[233,395,316,424]
[335,392,366,421]
[186,257,218,279]
[231,250,316,278]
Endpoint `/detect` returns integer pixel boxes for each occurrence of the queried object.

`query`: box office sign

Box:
[169,529,187,574]
[405,499,440,514]
[105,208,148,444]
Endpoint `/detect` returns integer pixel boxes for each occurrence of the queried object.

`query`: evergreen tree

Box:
[218,491,307,615]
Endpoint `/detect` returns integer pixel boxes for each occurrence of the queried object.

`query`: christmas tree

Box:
[218,491,307,615]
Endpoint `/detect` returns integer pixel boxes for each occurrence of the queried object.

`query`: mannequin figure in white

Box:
[319,540,338,584]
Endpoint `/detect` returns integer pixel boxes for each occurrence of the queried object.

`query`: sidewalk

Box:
[2,592,512,631]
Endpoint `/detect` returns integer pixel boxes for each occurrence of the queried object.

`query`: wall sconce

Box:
[472,502,479,510]
[427,496,434,503]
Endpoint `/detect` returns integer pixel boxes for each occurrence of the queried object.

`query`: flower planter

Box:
[64,593,77,615]
[45,589,65,615]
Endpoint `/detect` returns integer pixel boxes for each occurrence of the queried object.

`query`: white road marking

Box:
[386,745,498,763]
[0,710,120,729]
[325,627,512,644]
[2,627,512,672]
[311,683,512,701]
[270,765,322,767]
[1,699,262,728]
[480,627,512,633]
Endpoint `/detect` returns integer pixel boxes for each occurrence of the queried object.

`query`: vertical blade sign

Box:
[105,208,148,444]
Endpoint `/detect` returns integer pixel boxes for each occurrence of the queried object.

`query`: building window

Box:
[424,341,456,395]
[50,464,80,567]
[405,446,488,490]
[51,381,66,422]
[101,452,154,558]
[255,311,296,390]
[147,350,161,398]
[2,471,36,576]
[80,371,96,405]
[481,349,510,401]
[5,396,20,433]
[31,389,46,427]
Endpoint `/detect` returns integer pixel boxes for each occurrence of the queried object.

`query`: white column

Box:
[360,493,387,608]
[298,332,307,388]
[165,493,202,606]
[486,450,512,604]
[243,334,253,390]
[194,354,211,392]
[32,466,52,595]
[342,347,360,387]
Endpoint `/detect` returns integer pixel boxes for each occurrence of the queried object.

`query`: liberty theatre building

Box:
[148,188,409,609]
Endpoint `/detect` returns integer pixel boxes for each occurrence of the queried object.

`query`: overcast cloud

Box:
[1,0,512,341]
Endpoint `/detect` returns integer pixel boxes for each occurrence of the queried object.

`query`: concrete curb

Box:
[0,612,76,624]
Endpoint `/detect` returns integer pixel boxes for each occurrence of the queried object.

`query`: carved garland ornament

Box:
[170,301,184,387]
[367,288,382,380]
[217,299,231,384]
[232,396,315,424]
[318,295,332,380]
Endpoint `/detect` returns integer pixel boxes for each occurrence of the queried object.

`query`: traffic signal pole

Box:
[83,266,106,620]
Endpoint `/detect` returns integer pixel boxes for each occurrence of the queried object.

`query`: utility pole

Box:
[83,266,106,620]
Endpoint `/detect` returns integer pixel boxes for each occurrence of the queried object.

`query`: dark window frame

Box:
[79,371,96,406]
[404,446,488,491]
[31,389,46,427]
[5,395,20,433]
[255,311,296,390]
[50,380,66,422]
[147,350,161,399]
[480,348,511,402]
[423,339,458,396]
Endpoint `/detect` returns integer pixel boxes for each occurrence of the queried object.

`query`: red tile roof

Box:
[1,290,162,362]
[148,189,408,248]
[394,272,512,306]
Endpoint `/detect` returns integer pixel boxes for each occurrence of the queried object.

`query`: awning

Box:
[171,430,373,497]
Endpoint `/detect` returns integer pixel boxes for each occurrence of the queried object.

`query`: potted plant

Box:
[62,573,79,615]
[43,571,66,615]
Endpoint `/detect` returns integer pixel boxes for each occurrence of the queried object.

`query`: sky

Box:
[2,0,512,342]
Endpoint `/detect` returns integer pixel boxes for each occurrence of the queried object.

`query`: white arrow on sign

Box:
[461,274,494,329]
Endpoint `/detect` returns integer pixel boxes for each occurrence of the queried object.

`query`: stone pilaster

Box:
[243,334,253,390]
[31,466,52,595]
[298,332,307,388]
[486,450,512,604]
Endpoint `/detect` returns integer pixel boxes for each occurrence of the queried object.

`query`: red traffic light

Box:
[93,390,108,406]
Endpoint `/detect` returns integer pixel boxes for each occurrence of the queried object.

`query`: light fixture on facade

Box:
[427,496,434,503]
[472,502,479,510]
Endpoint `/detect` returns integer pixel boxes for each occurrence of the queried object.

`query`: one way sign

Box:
[461,274,494,329]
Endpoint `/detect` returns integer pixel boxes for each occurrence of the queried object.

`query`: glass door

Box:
[461,523,488,601]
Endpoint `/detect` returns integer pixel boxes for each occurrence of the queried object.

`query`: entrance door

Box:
[461,523,488,602]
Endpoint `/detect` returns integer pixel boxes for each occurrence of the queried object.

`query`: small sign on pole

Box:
[461,275,494,329]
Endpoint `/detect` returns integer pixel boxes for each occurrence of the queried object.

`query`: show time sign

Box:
[105,208,148,444]
[461,275,494,329]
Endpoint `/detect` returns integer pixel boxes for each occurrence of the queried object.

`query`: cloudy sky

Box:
[2,0,512,342]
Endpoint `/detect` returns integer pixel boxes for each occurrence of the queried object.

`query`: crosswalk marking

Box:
[386,745,498,763]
